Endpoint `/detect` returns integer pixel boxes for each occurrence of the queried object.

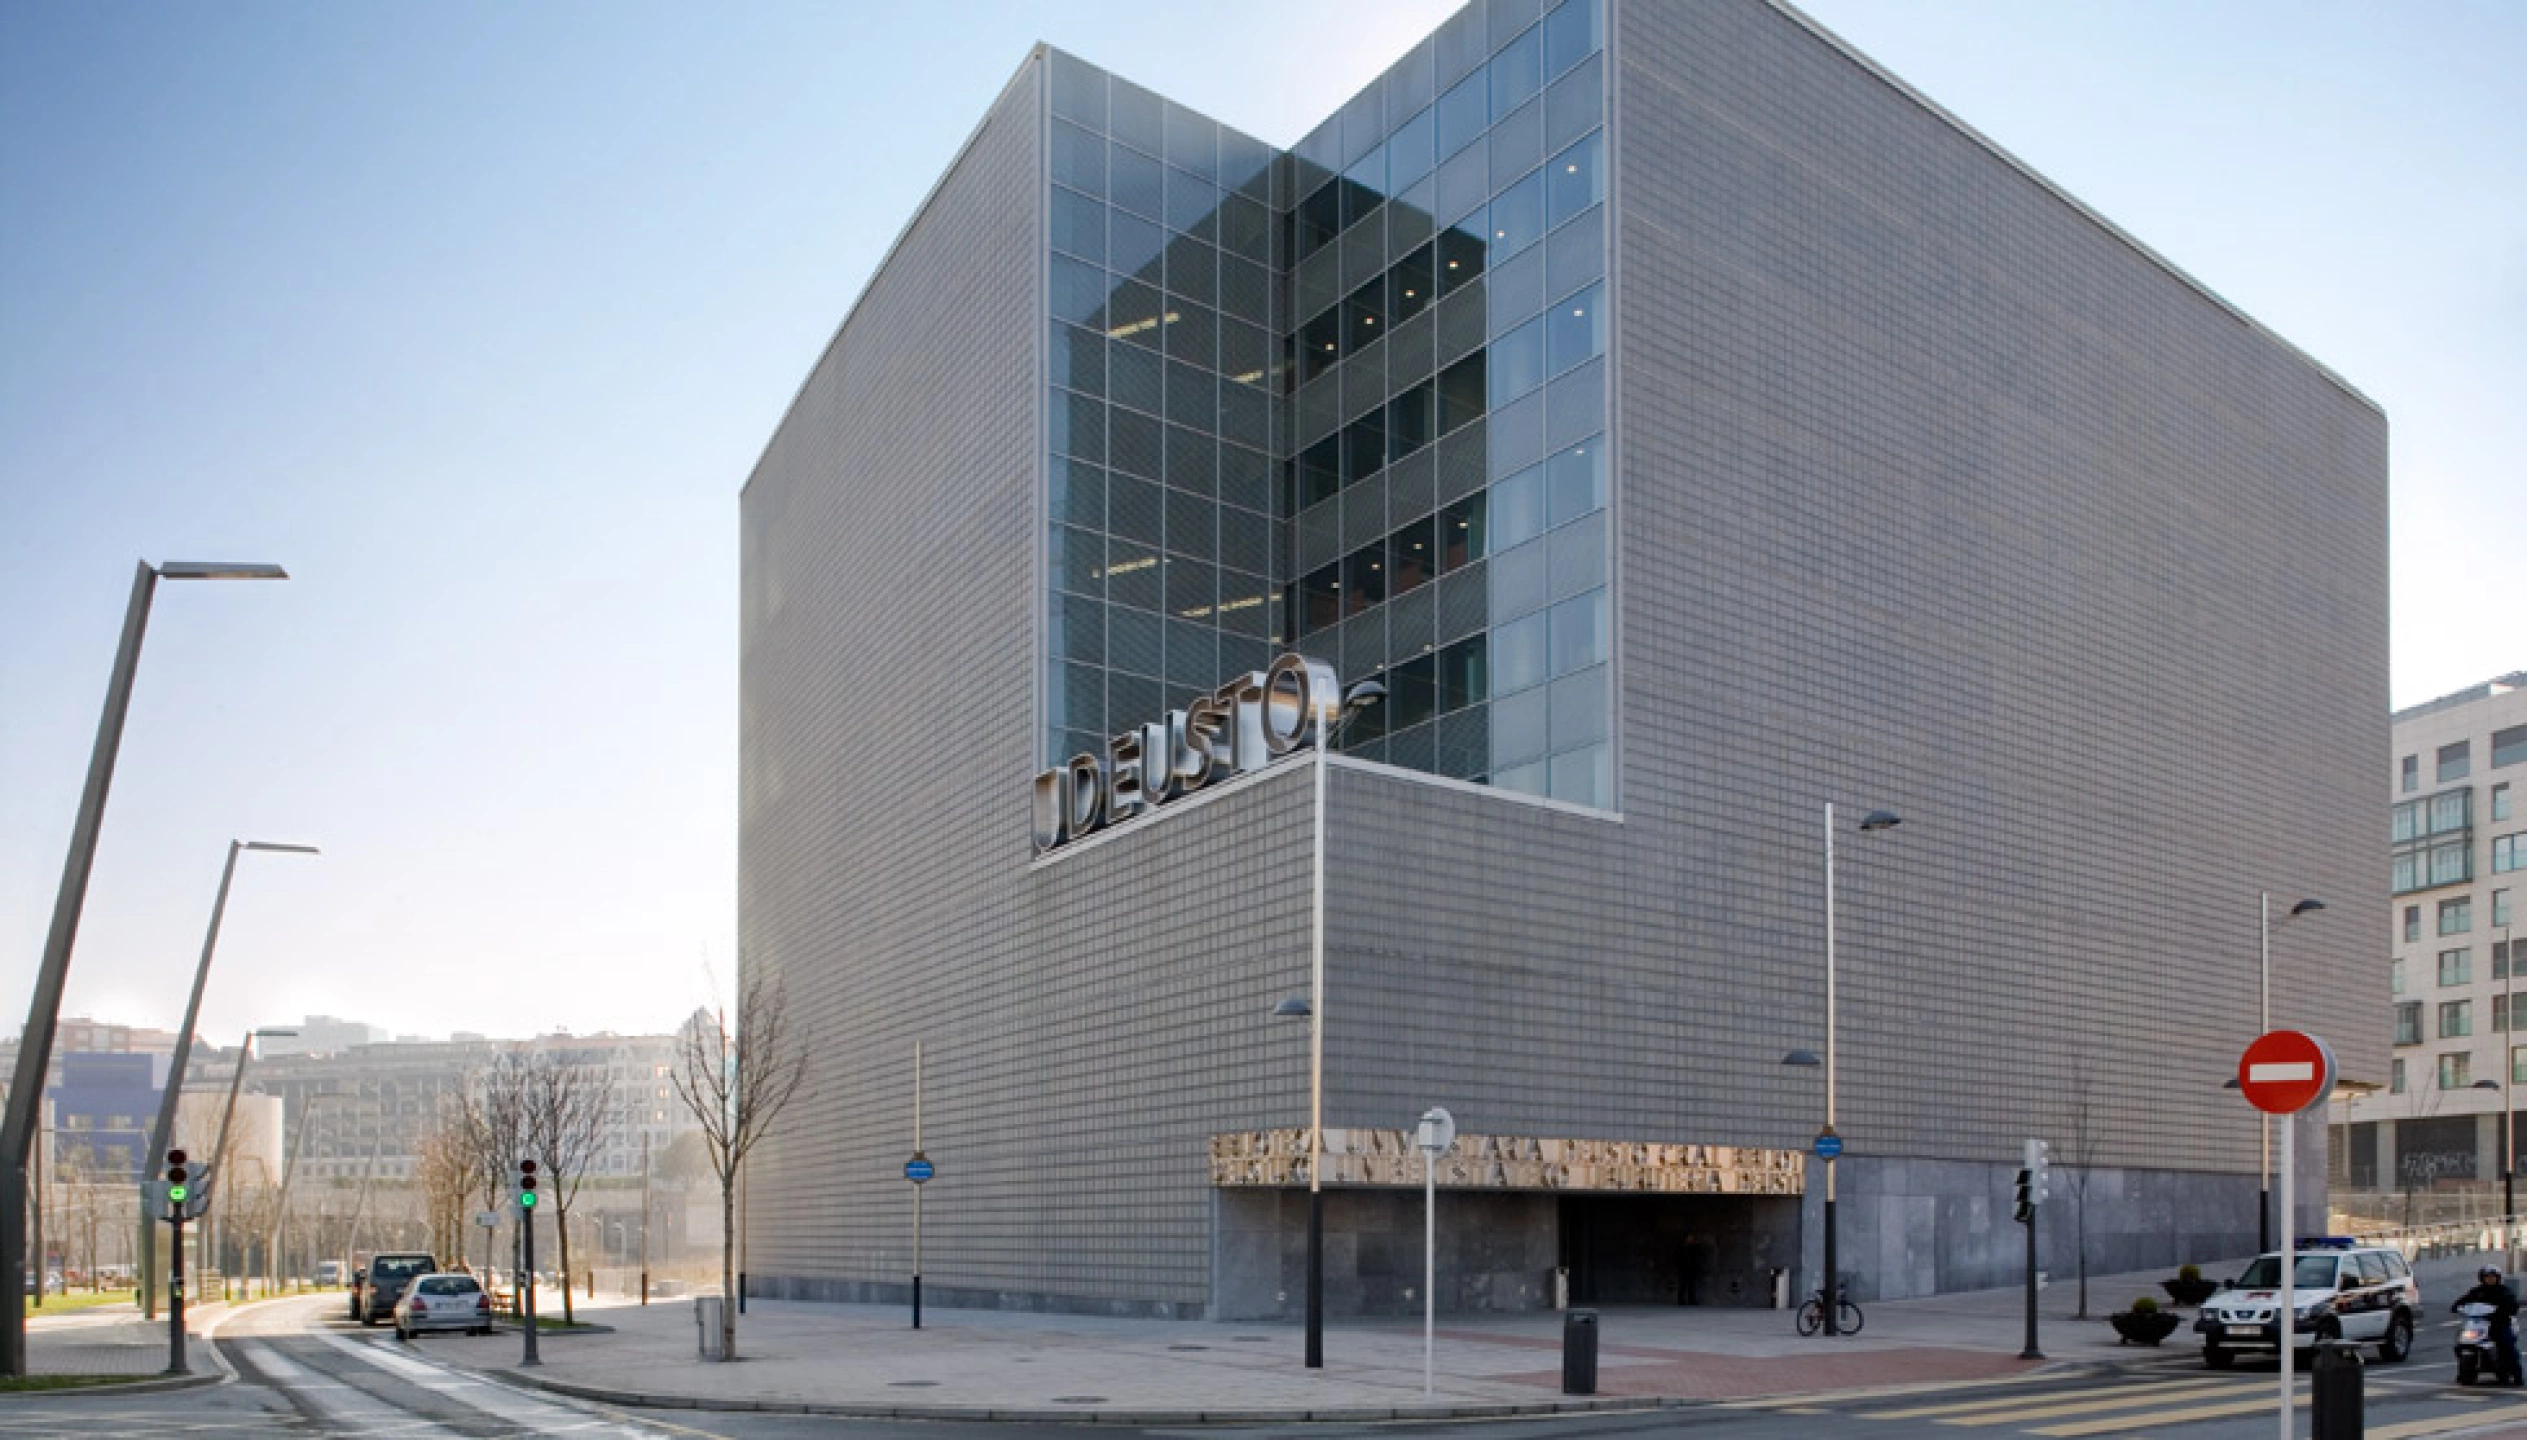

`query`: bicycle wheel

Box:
[1838,1298,1865,1335]
[1796,1298,1824,1336]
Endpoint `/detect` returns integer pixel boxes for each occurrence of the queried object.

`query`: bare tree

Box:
[461,1062,529,1275]
[416,1118,478,1266]
[670,975,808,1360]
[521,1047,615,1322]
[2060,1061,2104,1320]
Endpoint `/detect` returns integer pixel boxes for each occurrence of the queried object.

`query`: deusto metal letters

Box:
[1033,653,1338,855]
[1209,1129,1808,1195]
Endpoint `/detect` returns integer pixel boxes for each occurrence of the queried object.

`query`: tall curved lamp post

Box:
[0,559,286,1376]
[1270,676,1385,1370]
[1783,804,1900,1337]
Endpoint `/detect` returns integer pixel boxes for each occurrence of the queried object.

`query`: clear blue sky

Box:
[3,1,2518,1044]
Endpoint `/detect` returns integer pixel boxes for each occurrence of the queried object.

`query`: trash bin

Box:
[2311,1339,2363,1440]
[1563,1309,1598,1396]
[695,1295,726,1360]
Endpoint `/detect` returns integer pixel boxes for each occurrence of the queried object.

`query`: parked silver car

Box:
[393,1272,493,1340]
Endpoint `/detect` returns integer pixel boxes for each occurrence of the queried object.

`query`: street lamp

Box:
[0,558,287,1376]
[2256,895,2326,1251]
[1269,674,1384,1370]
[205,1027,298,1297]
[141,843,319,1319]
[1782,804,1900,1337]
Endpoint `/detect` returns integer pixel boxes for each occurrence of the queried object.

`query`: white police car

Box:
[2194,1238,2419,1369]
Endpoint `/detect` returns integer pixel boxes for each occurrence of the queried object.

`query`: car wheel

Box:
[2379,1312,2413,1363]
[2204,1345,2234,1370]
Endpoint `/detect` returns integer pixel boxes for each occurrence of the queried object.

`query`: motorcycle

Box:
[2455,1302,2504,1385]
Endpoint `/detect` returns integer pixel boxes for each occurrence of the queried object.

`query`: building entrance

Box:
[1556,1194,1798,1307]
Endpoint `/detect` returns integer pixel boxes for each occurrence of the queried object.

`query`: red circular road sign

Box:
[2237,1029,2337,1115]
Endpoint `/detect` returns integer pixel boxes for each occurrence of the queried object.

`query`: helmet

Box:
[2483,1266,2504,1280]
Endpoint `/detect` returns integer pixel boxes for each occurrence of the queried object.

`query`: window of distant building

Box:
[2497,783,2514,823]
[2404,755,2421,794]
[2444,897,2475,935]
[2392,1058,2408,1093]
[2391,957,2407,994]
[2406,905,2423,942]
[2442,1000,2474,1038]
[2496,725,2527,771]
[2498,888,2514,930]
[2396,1002,2424,1045]
[2443,948,2474,986]
[2497,835,2525,874]
[2443,741,2474,783]
[2443,1052,2475,1088]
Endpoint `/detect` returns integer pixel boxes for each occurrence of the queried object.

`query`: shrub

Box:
[2129,1295,2160,1315]
[2179,1264,2202,1282]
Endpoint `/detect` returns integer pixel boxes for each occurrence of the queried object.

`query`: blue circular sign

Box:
[1813,1134,1843,1160]
[905,1158,935,1183]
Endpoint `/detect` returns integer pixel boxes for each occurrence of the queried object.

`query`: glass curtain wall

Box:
[1044,51,1287,767]
[1280,0,1611,808]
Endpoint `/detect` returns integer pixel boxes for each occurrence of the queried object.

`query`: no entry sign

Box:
[2236,1029,2337,1115]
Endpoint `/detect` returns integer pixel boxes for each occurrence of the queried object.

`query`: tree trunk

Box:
[720,1178,738,1360]
[2075,1191,2089,1319]
[558,1210,575,1324]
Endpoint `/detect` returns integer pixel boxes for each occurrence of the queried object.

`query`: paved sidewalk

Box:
[19,1299,232,1384]
[439,1262,2233,1421]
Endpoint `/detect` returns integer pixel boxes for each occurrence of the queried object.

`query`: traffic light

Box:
[178,1161,216,1220]
[517,1158,539,1212]
[165,1149,191,1214]
[2013,1167,2035,1224]
[2025,1138,2052,1206]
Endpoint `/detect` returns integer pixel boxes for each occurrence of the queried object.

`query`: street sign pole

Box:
[166,1201,186,1375]
[2237,1028,2337,1440]
[911,1040,924,1331]
[520,1197,539,1368]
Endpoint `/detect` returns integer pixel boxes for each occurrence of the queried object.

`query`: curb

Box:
[0,1369,224,1400]
[486,1368,1677,1424]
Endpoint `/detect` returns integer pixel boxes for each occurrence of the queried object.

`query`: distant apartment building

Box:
[256,1015,390,1057]
[44,1052,170,1182]
[2344,674,2527,1196]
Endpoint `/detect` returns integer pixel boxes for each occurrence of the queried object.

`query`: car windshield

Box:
[2234,1256,2339,1288]
[373,1257,433,1282]
[415,1277,479,1296]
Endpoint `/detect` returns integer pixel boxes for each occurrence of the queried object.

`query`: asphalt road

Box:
[9,1287,2527,1438]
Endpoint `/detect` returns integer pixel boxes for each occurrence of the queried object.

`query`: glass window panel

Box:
[1436,71,1488,161]
[1437,351,1488,432]
[1110,208,1165,280]
[1297,179,1343,260]
[1392,242,1437,323]
[1548,743,1608,809]
[1488,97,1544,194]
[1543,52,1603,152]
[2497,724,2527,768]
[1107,539,1161,611]
[1493,609,1548,695]
[1106,279,1164,346]
[1107,605,1163,677]
[1489,315,1546,407]
[1298,306,1343,383]
[1548,667,1607,748]
[1108,341,1163,415]
[1544,434,1605,525]
[1050,457,1104,528]
[1110,78,1166,155]
[1166,239,1217,307]
[1342,410,1386,484]
[2440,740,2471,782]
[1493,685,1548,767]
[1545,281,1605,375]
[1220,318,1271,389]
[1546,130,1604,227]
[1543,0,1603,77]
[1490,22,1544,119]
[1051,323,1105,398]
[1391,514,1437,596]
[1164,557,1216,620]
[1051,187,1105,264]
[1111,143,1165,220]
[1109,408,1163,480]
[1435,143,1491,228]
[1437,220,1487,296]
[1342,275,1387,357]
[1438,633,1488,710]
[1049,52,1106,128]
[1108,473,1164,542]
[1299,435,1344,508]
[1390,107,1436,192]
[1165,489,1216,562]
[1051,121,1107,199]
[1388,382,1435,462]
[1344,146,1386,217]
[1343,542,1387,615]
[1391,653,1438,730]
[1055,526,1104,598]
[1217,194,1273,267]
[1496,759,1547,797]
[1440,490,1488,570]
[1492,465,1545,550]
[1053,390,1105,463]
[1298,563,1340,635]
[1051,255,1114,327]
[1489,168,1546,257]
[1165,306,1216,370]
[1549,588,1608,674]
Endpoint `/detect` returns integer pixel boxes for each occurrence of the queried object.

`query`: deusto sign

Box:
[1033,652,1337,855]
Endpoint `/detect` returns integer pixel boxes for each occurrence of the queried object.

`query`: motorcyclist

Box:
[2455,1265,2523,1385]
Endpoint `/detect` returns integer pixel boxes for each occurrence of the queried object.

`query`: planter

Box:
[2111,1310,2184,1345]
[2162,1277,2220,1307]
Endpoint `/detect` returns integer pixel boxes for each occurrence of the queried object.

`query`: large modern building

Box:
[740,0,2387,1318]
[2339,675,2527,1206]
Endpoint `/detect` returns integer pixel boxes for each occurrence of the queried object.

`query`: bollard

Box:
[1562,1308,1599,1396]
[2311,1339,2364,1440]
[695,1294,726,1360]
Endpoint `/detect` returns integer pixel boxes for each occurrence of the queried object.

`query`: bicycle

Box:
[1795,1286,1865,1336]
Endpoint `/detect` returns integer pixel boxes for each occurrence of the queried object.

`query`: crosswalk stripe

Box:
[2366,1402,2527,1438]
[1865,1379,2242,1421]
[2031,1391,2308,1437]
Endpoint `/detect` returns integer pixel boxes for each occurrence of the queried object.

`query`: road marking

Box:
[1865,1379,2242,1421]
[239,1340,470,1436]
[2368,1402,2527,1438]
[309,1332,670,1436]
[2032,1391,2308,1437]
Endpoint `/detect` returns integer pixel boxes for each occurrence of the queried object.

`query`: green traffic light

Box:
[519,1191,537,1208]
[167,1184,188,1203]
